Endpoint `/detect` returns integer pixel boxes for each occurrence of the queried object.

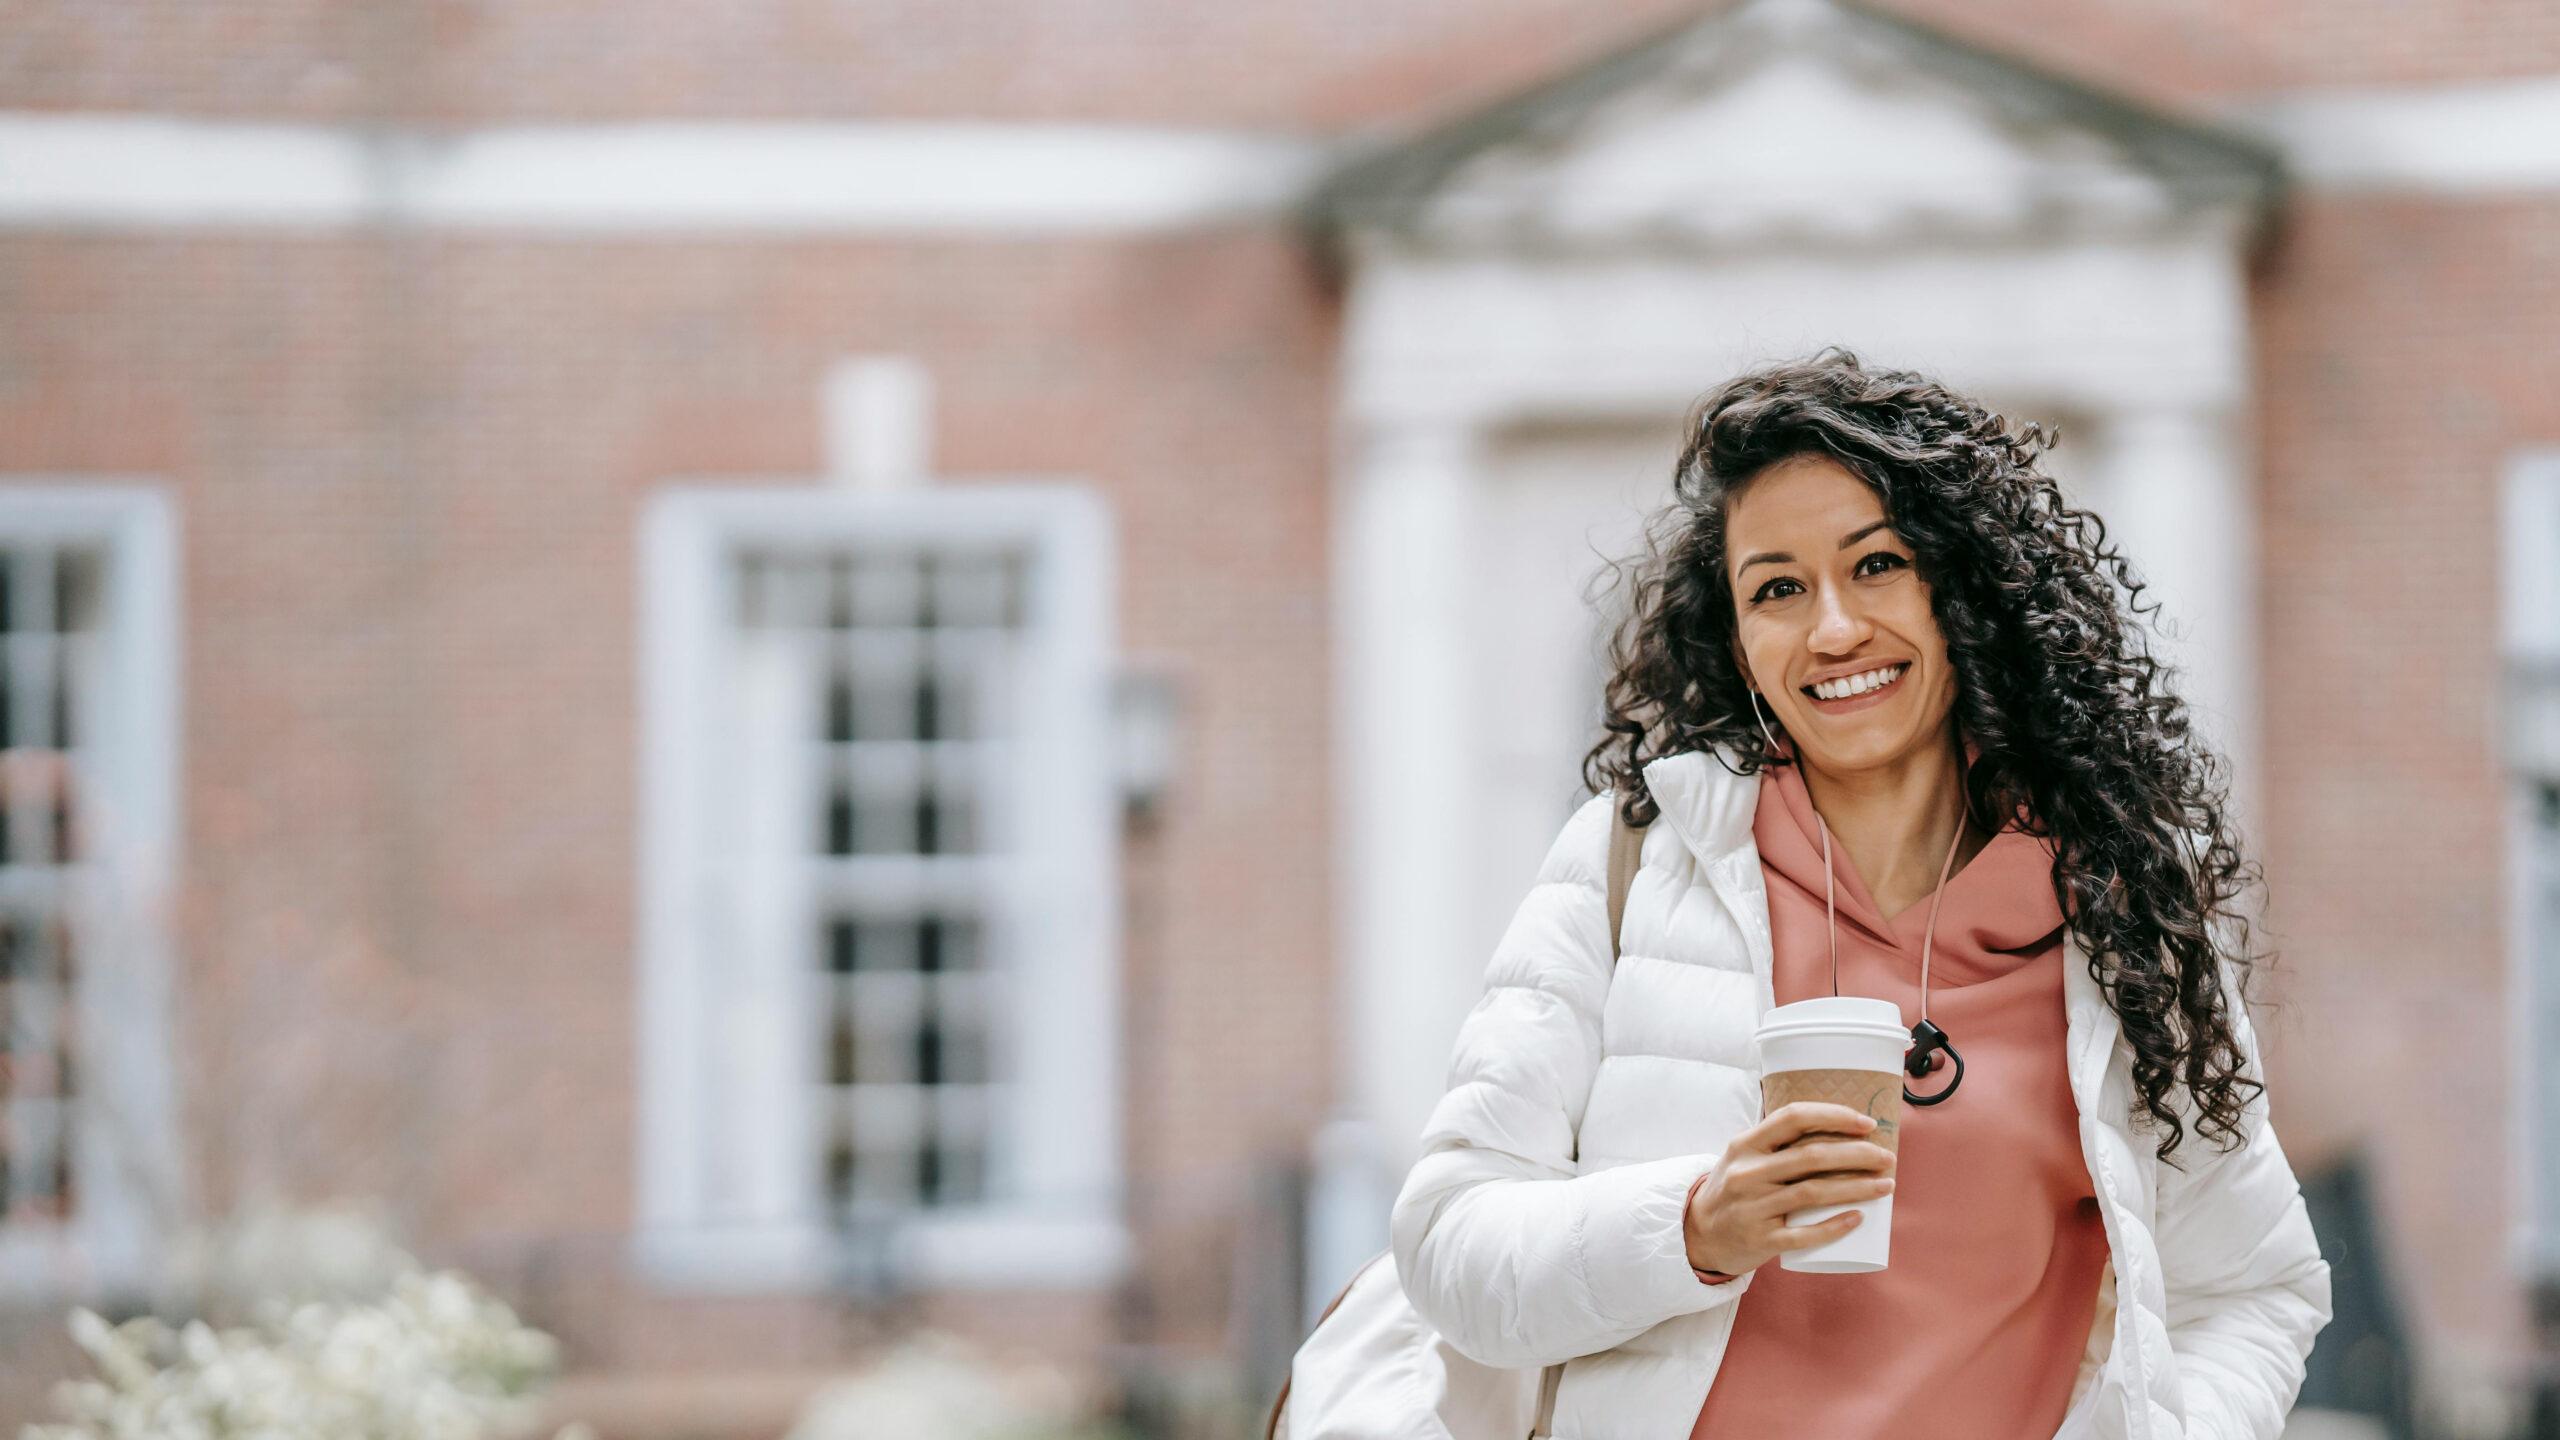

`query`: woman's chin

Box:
[1790,722,1939,777]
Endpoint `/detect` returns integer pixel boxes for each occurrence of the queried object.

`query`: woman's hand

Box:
[1683,1101,1898,1276]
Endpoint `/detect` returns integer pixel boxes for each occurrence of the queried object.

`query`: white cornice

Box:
[2216,74,2560,194]
[0,74,2554,237]
[0,114,1327,233]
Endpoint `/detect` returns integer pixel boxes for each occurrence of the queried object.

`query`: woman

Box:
[1388,349,2329,1440]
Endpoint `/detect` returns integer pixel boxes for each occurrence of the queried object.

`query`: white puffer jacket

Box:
[1390,747,2332,1440]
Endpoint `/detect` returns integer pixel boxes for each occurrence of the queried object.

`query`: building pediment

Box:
[1311,0,2280,253]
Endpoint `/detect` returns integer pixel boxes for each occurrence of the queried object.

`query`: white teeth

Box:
[1809,664,1906,701]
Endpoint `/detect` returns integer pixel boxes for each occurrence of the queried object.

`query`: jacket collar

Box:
[1639,746,1759,866]
[1635,745,2124,1111]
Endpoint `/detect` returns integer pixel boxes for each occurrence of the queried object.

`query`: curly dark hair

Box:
[1582,345,2266,1165]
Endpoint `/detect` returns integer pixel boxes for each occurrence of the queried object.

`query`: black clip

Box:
[1903,1019,1963,1107]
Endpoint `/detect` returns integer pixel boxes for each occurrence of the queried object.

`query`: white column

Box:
[1310,418,1481,1318]
[713,622,822,1232]
[2089,407,2261,831]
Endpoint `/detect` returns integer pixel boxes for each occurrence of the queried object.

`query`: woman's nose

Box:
[1807,584,1872,652]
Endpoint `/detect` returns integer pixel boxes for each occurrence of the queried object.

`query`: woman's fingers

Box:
[1759,1137,1896,1185]
[1769,1208,1866,1252]
[1743,1101,1874,1154]
[1695,1103,1896,1272]
[1750,1172,1893,1217]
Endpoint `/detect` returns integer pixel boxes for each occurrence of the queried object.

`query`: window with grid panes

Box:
[637,486,1124,1293]
[0,543,103,1227]
[735,547,1016,1221]
[0,488,179,1303]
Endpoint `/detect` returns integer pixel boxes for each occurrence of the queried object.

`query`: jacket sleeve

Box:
[1389,792,1751,1371]
[2151,958,2334,1440]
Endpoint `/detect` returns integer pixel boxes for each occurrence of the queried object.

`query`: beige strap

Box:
[1605,800,1646,965]
[1528,1360,1565,1438]
[1530,799,1652,1438]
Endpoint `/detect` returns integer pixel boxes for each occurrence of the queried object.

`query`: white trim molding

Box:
[0,114,1325,234]
[634,480,1128,1295]
[8,73,2560,237]
[2220,75,2560,195]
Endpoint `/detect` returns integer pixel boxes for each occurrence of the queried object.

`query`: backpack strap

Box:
[1529,797,1654,1440]
[1605,797,1648,966]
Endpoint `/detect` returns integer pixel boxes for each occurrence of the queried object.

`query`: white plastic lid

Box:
[1753,995,1913,1048]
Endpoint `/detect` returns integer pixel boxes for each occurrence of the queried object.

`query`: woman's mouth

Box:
[1800,662,1910,714]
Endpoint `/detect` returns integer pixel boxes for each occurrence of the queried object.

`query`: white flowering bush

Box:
[784,1329,1131,1440]
[166,1200,419,1316]
[20,1204,589,1440]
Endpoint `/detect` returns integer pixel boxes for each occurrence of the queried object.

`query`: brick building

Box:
[0,0,2555,1435]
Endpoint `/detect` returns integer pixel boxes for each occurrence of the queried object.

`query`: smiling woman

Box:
[1723,455,1982,918]
[1587,348,2273,1153]
[1731,464,1953,785]
[1587,348,2270,1165]
[1420,344,2337,1438]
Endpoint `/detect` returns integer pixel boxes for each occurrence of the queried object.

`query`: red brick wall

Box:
[2251,192,2560,1367]
[0,228,1340,1390]
[6,0,2556,126]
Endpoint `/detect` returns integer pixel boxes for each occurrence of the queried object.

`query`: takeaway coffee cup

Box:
[1751,996,1912,1274]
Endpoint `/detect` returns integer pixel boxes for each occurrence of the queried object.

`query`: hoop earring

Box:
[1750,688,1785,760]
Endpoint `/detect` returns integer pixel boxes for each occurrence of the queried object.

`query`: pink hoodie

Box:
[1689,757,2111,1439]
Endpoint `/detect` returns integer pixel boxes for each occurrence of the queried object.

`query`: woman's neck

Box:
[1797,737,1987,922]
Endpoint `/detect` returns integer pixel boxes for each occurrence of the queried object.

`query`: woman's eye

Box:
[1745,552,1902,602]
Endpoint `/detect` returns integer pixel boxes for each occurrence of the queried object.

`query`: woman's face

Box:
[1723,454,1961,778]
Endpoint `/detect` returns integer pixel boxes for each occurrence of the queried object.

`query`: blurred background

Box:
[0,0,2553,1436]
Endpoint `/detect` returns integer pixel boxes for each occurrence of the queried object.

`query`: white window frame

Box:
[634,482,1127,1294]
[0,483,182,1305]
[2505,448,2560,1283]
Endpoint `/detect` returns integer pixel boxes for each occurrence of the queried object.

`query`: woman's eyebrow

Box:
[1735,518,1894,575]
